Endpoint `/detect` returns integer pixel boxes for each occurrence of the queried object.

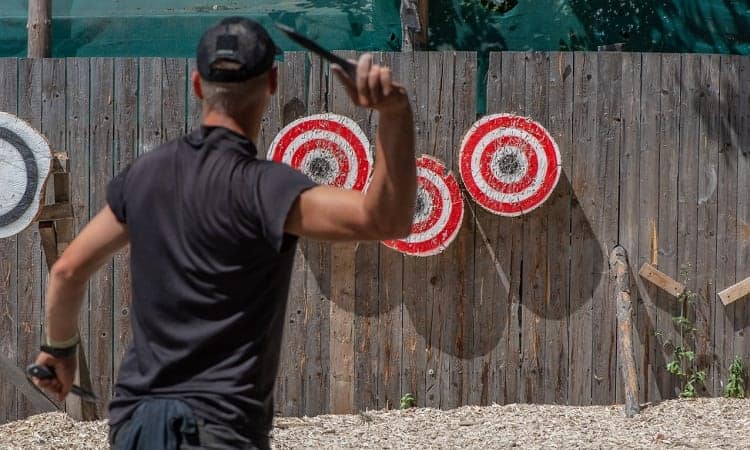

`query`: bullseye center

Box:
[496,153,520,175]
[413,189,431,223]
[309,156,333,178]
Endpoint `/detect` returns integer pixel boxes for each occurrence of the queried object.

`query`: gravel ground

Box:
[0,398,748,449]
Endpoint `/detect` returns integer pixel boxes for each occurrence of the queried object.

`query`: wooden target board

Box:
[268,113,372,191]
[459,114,561,216]
[383,155,464,257]
[0,112,52,239]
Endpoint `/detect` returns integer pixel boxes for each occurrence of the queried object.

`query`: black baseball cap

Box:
[197,17,281,83]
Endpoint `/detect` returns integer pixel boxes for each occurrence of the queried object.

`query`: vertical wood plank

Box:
[65,58,91,416]
[0,57,19,424]
[544,51,573,405]
[162,58,186,142]
[16,58,44,417]
[569,51,597,405]
[636,53,662,401]
[676,53,704,394]
[619,52,643,402]
[138,58,163,154]
[400,51,429,409]
[520,51,549,403]
[592,51,622,405]
[89,58,115,410]
[497,51,525,404]
[736,57,750,372]
[376,51,403,411]
[695,54,720,397]
[714,55,739,392]
[113,59,138,379]
[327,50,360,414]
[353,53,381,412]
[302,54,330,417]
[655,53,682,399]
[274,52,307,417]
[450,51,476,408]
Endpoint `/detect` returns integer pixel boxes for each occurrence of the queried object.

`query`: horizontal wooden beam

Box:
[718,276,750,306]
[35,202,74,222]
[638,263,686,297]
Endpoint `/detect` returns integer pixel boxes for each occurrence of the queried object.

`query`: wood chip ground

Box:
[0,398,748,449]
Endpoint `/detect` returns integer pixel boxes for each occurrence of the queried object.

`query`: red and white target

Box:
[459,114,561,216]
[269,113,372,191]
[383,155,464,257]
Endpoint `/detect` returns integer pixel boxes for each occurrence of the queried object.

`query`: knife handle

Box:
[26,363,56,380]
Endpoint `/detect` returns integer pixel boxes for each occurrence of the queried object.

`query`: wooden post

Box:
[27,0,52,58]
[401,0,428,51]
[610,246,640,417]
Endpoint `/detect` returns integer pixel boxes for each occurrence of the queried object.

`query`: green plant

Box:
[660,288,707,398]
[724,357,747,398]
[399,393,416,409]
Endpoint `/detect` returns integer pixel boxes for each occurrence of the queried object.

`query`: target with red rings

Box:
[268,113,372,191]
[382,155,464,257]
[459,114,561,216]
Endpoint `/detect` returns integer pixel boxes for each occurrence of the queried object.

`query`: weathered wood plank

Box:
[16,58,44,417]
[619,51,642,403]
[592,52,621,405]
[161,59,186,142]
[520,51,548,404]
[186,59,202,131]
[65,57,93,418]
[695,55,720,396]
[301,54,330,417]
[138,58,163,154]
[273,52,307,417]
[327,51,359,414]
[714,55,739,393]
[449,51,476,408]
[655,53,682,399]
[0,57,19,424]
[734,56,750,371]
[89,58,115,413]
[497,51,525,404]
[376,51,403,411]
[610,246,639,417]
[543,51,573,405]
[635,52,662,401]
[569,51,597,405]
[400,51,429,409]
[638,263,687,297]
[112,58,138,380]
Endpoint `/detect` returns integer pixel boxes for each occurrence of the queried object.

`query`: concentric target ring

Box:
[459,114,561,216]
[0,112,52,238]
[269,113,372,191]
[382,155,464,257]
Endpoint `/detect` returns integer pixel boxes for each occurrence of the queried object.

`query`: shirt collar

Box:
[186,126,258,158]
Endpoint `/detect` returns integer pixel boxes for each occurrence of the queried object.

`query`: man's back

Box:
[107,126,316,436]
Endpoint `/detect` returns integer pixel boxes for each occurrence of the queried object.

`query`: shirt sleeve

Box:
[254,162,317,252]
[107,164,131,223]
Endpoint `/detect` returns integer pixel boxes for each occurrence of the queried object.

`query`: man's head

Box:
[193,17,279,121]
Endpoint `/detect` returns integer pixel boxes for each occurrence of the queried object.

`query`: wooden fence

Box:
[0,51,748,423]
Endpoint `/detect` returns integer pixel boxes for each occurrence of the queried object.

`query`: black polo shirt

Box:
[107,126,316,436]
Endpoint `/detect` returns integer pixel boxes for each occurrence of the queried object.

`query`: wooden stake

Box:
[718,276,750,306]
[28,0,52,58]
[610,246,640,417]
[638,263,686,297]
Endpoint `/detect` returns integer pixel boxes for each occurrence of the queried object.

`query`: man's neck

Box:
[201,110,259,142]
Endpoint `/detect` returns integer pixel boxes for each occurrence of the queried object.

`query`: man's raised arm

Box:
[284,53,417,241]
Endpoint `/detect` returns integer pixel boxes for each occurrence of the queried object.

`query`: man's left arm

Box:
[32,206,129,400]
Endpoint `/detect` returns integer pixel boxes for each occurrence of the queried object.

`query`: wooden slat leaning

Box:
[35,153,98,421]
[610,246,640,417]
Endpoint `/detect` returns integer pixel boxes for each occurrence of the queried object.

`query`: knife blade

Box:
[274,23,357,80]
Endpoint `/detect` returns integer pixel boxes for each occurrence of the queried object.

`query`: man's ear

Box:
[192,71,204,100]
[269,66,278,95]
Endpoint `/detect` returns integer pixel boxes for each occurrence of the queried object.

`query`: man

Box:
[32,17,415,449]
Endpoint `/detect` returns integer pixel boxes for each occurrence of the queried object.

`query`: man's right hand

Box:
[332,53,410,115]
